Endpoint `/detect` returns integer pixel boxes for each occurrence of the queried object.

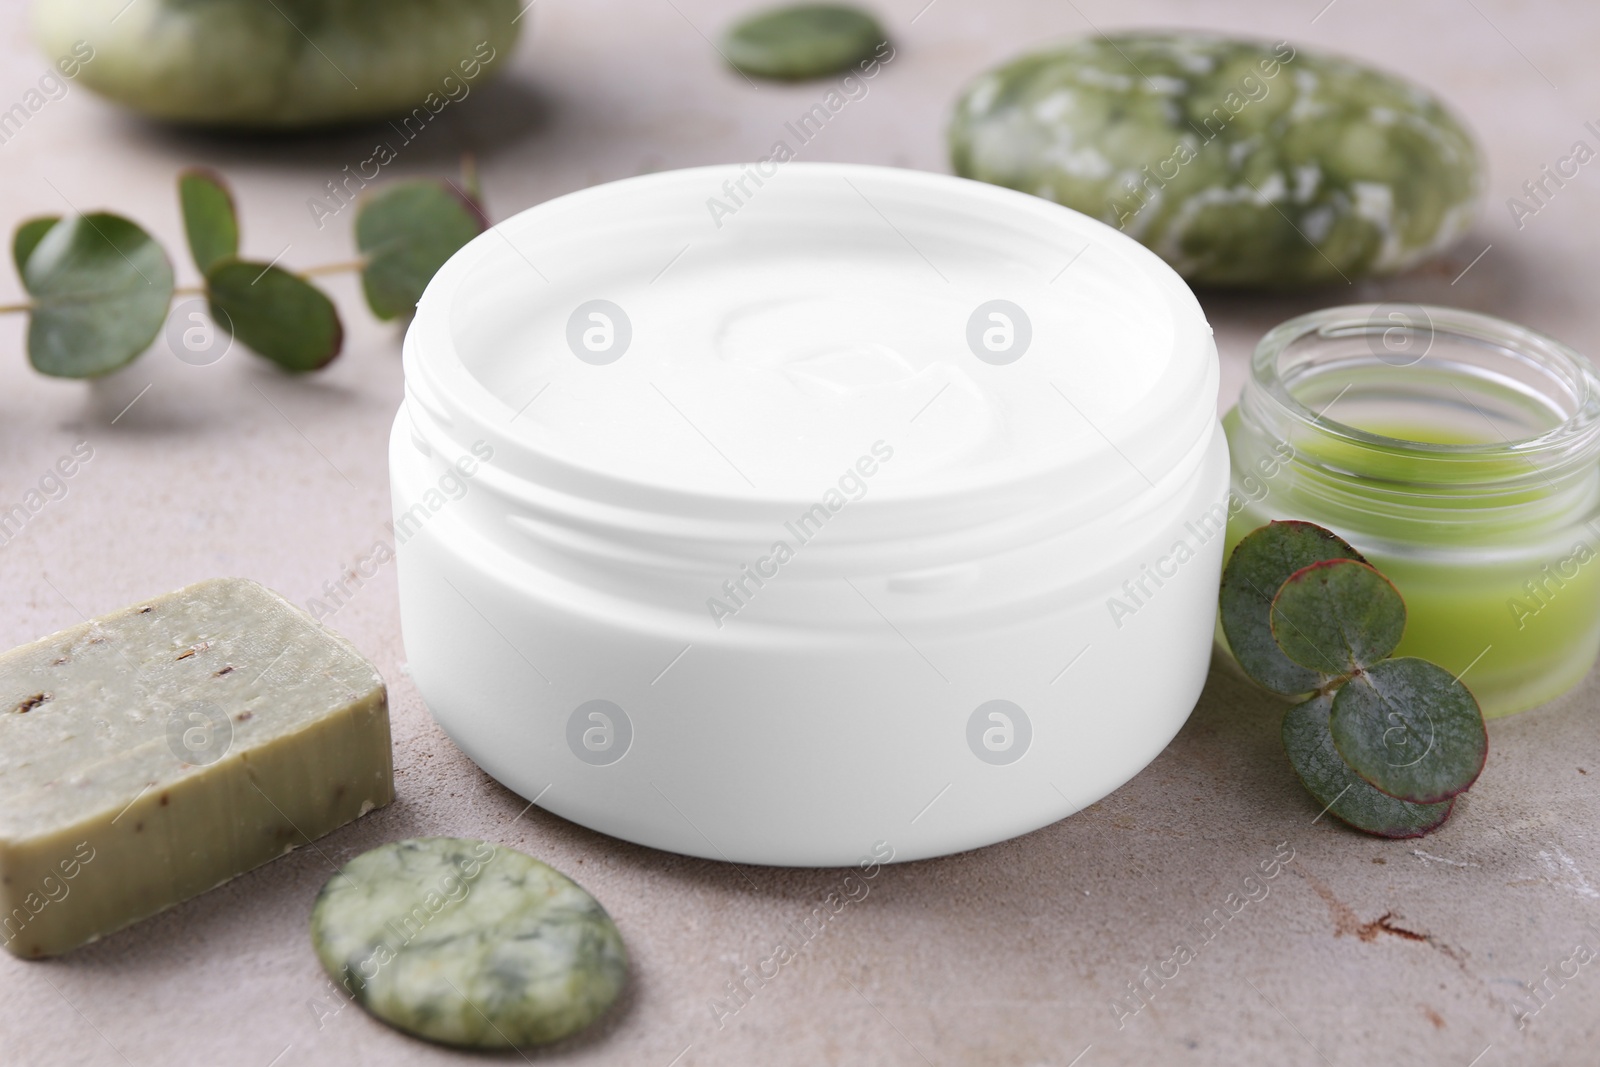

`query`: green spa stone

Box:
[948,33,1484,287]
[309,838,627,1049]
[33,0,522,128]
[722,4,887,80]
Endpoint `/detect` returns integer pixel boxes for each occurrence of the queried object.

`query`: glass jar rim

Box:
[1249,303,1600,469]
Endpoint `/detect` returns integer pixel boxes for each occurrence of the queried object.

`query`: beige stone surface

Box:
[2,1,1598,1063]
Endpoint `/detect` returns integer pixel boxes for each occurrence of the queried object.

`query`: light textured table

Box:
[3,1,1599,1064]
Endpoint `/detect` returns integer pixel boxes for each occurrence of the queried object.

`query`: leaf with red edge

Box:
[178,168,240,276]
[1220,520,1365,696]
[1330,657,1487,804]
[1283,691,1455,838]
[1270,558,1406,676]
[356,178,487,320]
[207,261,342,372]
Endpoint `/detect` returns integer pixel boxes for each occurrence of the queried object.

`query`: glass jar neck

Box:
[1234,305,1600,537]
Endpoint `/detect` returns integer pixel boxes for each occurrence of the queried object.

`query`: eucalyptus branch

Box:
[9,159,485,378]
[1220,520,1487,838]
[300,259,369,278]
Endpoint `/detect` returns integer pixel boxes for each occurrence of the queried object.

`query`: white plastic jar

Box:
[392,163,1226,866]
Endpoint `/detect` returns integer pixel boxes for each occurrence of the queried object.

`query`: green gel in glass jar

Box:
[1222,304,1600,717]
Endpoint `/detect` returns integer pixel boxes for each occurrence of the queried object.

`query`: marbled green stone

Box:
[34,0,523,129]
[722,4,887,80]
[309,838,627,1049]
[949,34,1484,288]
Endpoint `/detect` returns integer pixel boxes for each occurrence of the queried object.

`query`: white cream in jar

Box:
[393,163,1226,865]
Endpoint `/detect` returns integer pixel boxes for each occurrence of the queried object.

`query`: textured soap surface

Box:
[0,577,392,958]
[309,838,628,1049]
[949,33,1483,287]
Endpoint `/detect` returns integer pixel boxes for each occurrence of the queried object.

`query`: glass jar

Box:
[1223,304,1600,717]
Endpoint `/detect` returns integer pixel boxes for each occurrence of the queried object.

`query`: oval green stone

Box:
[34,0,523,129]
[309,838,627,1049]
[949,34,1484,287]
[722,4,888,80]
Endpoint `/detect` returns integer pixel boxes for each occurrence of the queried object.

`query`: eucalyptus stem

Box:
[0,301,31,315]
[301,259,367,278]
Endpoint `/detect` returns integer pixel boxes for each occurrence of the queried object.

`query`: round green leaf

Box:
[356,179,486,320]
[721,4,889,80]
[22,213,175,378]
[1330,657,1487,804]
[1283,691,1454,838]
[1269,559,1406,675]
[178,168,240,276]
[1220,520,1365,696]
[206,261,342,372]
[13,216,60,277]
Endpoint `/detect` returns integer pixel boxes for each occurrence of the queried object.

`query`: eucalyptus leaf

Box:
[1270,559,1406,676]
[1282,692,1454,838]
[1220,520,1365,696]
[206,261,342,372]
[1330,657,1487,804]
[22,213,175,378]
[178,168,240,275]
[356,179,486,320]
[13,216,60,277]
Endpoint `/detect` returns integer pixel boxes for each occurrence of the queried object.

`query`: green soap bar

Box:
[949,33,1483,287]
[0,578,392,958]
[722,4,887,80]
[310,838,628,1049]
